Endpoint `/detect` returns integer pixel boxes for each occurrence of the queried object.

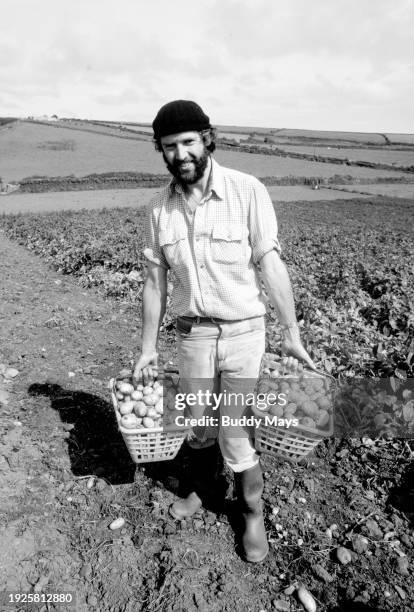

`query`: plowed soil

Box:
[0,230,413,612]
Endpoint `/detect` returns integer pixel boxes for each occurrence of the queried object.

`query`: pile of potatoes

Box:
[113,369,181,430]
[256,354,333,431]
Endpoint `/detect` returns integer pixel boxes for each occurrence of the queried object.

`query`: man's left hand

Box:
[281,329,317,372]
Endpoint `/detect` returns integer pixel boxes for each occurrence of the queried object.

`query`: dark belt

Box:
[176,314,263,335]
[180,315,230,324]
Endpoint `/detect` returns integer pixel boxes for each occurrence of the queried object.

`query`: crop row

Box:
[1,197,412,382]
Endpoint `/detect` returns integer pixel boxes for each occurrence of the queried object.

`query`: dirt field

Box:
[328,183,414,198]
[0,188,161,214]
[1,122,413,184]
[0,186,373,215]
[270,129,387,145]
[216,150,412,180]
[1,227,413,612]
[275,145,414,167]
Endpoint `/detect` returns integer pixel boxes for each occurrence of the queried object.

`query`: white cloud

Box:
[1,0,413,131]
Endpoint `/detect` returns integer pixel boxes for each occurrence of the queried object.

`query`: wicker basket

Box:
[253,360,335,463]
[110,378,188,464]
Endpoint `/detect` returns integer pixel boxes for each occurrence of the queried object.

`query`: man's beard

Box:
[163,149,210,186]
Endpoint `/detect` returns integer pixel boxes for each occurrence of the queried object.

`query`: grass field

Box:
[0,122,164,181]
[2,121,412,184]
[385,133,414,145]
[67,120,152,140]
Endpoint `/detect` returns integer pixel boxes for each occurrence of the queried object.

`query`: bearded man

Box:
[133,100,315,563]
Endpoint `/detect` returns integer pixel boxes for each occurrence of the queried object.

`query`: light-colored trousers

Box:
[177,316,265,473]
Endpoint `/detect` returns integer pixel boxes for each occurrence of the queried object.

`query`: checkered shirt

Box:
[143,158,281,320]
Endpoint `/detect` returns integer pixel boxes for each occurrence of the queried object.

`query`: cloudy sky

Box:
[1,0,413,132]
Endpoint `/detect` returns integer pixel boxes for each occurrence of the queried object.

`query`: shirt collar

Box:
[169,157,224,201]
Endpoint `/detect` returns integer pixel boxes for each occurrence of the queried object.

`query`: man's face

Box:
[160,131,209,185]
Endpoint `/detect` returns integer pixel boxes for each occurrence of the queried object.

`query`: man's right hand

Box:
[132,351,158,386]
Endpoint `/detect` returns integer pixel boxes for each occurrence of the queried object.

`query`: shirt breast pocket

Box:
[211,225,245,264]
[159,228,187,268]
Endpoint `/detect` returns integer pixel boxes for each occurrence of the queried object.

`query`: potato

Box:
[119,400,135,415]
[131,390,143,401]
[316,410,330,428]
[115,391,124,401]
[336,546,352,565]
[143,393,158,406]
[257,381,272,394]
[142,386,153,396]
[109,517,125,530]
[147,408,158,420]
[155,399,164,414]
[120,414,139,429]
[267,380,280,391]
[297,585,317,612]
[284,402,297,414]
[269,405,284,417]
[309,392,321,402]
[133,401,147,417]
[317,396,331,410]
[301,417,316,429]
[301,400,319,417]
[117,382,135,395]
[143,417,155,428]
[287,391,301,404]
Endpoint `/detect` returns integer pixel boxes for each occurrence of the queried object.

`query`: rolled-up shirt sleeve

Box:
[248,179,282,264]
[143,204,169,269]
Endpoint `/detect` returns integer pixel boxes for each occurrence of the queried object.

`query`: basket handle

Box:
[304,366,336,381]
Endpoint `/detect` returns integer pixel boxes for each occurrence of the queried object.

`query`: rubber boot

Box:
[234,463,269,563]
[169,442,226,520]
